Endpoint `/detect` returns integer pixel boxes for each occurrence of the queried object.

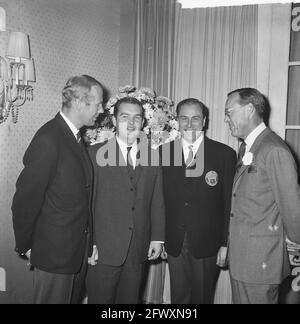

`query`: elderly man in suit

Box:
[225,88,300,304]
[12,75,104,304]
[162,98,236,304]
[86,96,165,304]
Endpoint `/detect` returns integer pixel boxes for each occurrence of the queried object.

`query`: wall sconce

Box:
[0,9,36,124]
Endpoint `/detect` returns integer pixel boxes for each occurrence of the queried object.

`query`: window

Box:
[285,3,300,163]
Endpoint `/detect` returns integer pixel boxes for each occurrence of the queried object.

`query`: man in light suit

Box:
[225,88,300,304]
[12,75,104,303]
[86,97,165,304]
[163,98,236,304]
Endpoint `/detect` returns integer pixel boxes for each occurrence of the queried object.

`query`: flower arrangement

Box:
[85,85,179,149]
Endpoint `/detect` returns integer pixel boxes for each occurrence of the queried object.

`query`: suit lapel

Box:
[233,128,271,188]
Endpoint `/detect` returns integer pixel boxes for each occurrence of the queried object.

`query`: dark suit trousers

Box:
[231,278,279,304]
[86,232,144,304]
[167,235,219,304]
[33,234,89,304]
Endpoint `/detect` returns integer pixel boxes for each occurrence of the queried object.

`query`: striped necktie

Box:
[127,146,134,170]
[185,145,194,167]
[76,131,82,144]
[236,141,246,169]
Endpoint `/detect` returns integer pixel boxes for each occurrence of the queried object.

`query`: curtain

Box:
[133,1,258,304]
[133,0,177,98]
[173,5,257,150]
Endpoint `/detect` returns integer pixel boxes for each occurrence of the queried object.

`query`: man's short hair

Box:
[113,96,144,119]
[62,75,103,109]
[176,98,209,121]
[227,88,268,119]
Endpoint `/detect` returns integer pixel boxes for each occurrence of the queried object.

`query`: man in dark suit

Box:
[225,88,300,304]
[162,98,236,304]
[86,97,165,304]
[11,75,104,304]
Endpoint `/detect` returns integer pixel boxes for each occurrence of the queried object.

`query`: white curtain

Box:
[133,0,177,98]
[173,5,257,149]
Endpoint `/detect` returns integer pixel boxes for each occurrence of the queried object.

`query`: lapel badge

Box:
[205,171,218,187]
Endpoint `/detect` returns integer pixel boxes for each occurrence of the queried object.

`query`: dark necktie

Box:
[127,146,134,170]
[76,131,82,144]
[236,141,246,169]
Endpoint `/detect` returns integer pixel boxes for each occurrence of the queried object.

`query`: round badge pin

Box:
[205,171,218,187]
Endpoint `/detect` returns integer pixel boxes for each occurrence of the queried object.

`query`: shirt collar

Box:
[245,122,266,152]
[60,111,79,138]
[116,136,138,150]
[181,131,204,155]
[116,136,138,162]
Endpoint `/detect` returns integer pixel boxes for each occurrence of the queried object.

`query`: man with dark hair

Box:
[113,96,145,119]
[12,75,104,304]
[86,97,165,304]
[163,98,236,304]
[225,87,300,304]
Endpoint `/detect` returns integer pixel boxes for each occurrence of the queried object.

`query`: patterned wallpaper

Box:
[0,0,134,303]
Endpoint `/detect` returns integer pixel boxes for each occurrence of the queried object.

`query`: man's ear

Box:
[74,98,83,111]
[247,103,256,118]
[202,117,206,130]
[141,118,146,129]
[112,116,116,127]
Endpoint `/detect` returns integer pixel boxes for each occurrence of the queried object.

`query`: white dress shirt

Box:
[244,122,267,153]
[60,111,79,139]
[116,136,138,169]
[181,131,204,163]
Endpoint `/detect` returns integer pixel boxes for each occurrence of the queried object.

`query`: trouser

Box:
[167,235,219,304]
[86,232,144,304]
[33,236,89,304]
[230,277,279,304]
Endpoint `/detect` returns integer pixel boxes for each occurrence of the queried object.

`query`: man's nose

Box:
[187,118,194,128]
[128,118,134,125]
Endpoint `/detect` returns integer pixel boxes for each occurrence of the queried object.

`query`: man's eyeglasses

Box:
[225,104,248,118]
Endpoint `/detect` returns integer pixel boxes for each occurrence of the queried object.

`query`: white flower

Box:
[169,129,179,141]
[119,85,136,93]
[169,119,179,130]
[242,152,253,166]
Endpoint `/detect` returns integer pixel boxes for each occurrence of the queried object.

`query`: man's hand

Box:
[148,242,163,261]
[160,245,168,260]
[216,246,228,268]
[88,245,99,266]
[25,249,31,260]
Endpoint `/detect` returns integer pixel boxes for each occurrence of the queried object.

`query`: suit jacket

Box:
[12,113,93,274]
[88,137,165,266]
[163,137,236,259]
[229,128,300,284]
